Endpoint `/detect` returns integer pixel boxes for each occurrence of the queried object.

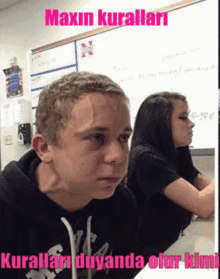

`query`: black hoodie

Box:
[0,150,140,279]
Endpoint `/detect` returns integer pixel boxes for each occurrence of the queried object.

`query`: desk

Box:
[134,216,218,279]
[164,216,215,258]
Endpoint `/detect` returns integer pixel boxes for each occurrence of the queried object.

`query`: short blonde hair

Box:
[36,71,127,144]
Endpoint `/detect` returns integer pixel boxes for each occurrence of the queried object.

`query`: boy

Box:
[0,72,139,279]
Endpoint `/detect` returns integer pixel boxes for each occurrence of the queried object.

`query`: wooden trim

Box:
[32,0,205,54]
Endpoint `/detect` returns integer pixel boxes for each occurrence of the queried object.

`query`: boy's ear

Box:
[32,134,52,164]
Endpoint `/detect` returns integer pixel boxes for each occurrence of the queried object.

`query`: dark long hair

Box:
[130,92,187,165]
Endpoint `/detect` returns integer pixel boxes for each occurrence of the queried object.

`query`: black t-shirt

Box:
[127,144,199,259]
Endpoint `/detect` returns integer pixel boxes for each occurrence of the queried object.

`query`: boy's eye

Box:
[119,134,130,143]
[90,133,105,143]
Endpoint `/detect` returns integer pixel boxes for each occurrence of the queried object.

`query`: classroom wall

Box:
[0,0,217,175]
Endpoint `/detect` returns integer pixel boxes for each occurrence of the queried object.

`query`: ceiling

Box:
[0,0,26,12]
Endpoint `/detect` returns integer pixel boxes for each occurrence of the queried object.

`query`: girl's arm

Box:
[193,173,212,191]
[163,178,215,219]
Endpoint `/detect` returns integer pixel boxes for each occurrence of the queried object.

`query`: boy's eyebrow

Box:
[75,126,133,135]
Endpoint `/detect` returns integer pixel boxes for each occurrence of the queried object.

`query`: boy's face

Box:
[48,92,132,200]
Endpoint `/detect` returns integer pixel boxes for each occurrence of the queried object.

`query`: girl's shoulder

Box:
[130,144,168,165]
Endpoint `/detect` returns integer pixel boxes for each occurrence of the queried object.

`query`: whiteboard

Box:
[76,0,217,149]
[29,0,217,149]
[30,41,78,132]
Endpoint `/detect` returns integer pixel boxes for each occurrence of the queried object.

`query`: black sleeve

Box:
[176,146,200,184]
[107,185,141,279]
[113,185,139,255]
[136,151,180,201]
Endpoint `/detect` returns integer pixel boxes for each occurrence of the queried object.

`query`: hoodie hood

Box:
[0,150,105,279]
[0,150,139,279]
[0,150,104,229]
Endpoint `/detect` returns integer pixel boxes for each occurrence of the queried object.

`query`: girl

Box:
[127,92,215,259]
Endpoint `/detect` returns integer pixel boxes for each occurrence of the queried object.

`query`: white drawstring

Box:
[87,216,92,279]
[61,216,93,279]
[61,217,77,279]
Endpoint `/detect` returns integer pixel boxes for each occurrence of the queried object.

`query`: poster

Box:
[3,66,23,98]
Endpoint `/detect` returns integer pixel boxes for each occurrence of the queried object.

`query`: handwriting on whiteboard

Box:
[112,64,216,84]
[189,111,215,121]
[146,64,215,78]
[38,57,56,68]
[162,47,199,61]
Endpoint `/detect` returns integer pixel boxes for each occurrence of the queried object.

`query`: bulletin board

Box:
[29,0,217,151]
[3,66,23,98]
